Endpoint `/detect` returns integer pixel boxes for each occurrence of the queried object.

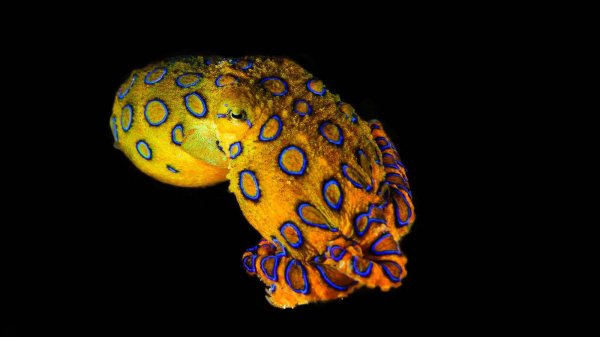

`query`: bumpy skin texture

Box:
[110,56,416,308]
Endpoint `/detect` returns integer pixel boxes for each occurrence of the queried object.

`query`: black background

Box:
[5,11,504,335]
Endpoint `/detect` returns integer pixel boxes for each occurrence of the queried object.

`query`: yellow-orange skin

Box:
[110,56,416,308]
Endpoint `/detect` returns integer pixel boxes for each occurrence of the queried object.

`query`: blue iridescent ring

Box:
[118,74,137,99]
[297,203,337,231]
[167,165,179,173]
[380,261,402,282]
[375,137,391,150]
[279,146,307,175]
[215,75,238,87]
[342,165,365,189]
[285,260,309,294]
[121,105,133,131]
[314,265,356,291]
[176,73,201,87]
[323,179,343,210]
[239,170,260,201]
[260,256,279,281]
[144,99,169,126]
[319,122,343,145]
[230,142,242,159]
[232,60,253,69]
[280,222,303,248]
[392,189,412,227]
[171,125,183,145]
[307,79,325,95]
[260,77,288,96]
[259,116,282,141]
[243,255,257,273]
[136,140,152,160]
[112,117,118,141]
[352,256,373,277]
[330,246,346,261]
[371,234,401,256]
[145,68,167,84]
[184,93,207,117]
[293,100,312,116]
[354,212,370,236]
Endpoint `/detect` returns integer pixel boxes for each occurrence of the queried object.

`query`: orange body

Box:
[110,56,415,308]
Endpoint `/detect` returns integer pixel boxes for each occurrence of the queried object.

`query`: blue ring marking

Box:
[353,257,373,277]
[396,160,407,171]
[319,122,343,145]
[293,100,312,116]
[171,125,183,145]
[239,170,260,201]
[118,87,129,99]
[386,173,406,186]
[243,255,257,273]
[323,179,343,210]
[216,75,238,87]
[314,264,356,291]
[136,141,152,160]
[279,146,307,175]
[312,255,326,263]
[246,119,253,128]
[306,79,325,95]
[217,114,226,118]
[184,93,207,117]
[375,137,391,150]
[272,237,288,257]
[269,284,276,292]
[167,165,179,173]
[230,142,242,159]
[259,116,282,141]
[342,165,366,189]
[330,246,346,262]
[371,233,401,256]
[392,189,411,227]
[232,60,253,69]
[260,256,279,281]
[369,217,387,225]
[366,178,373,192]
[354,212,370,236]
[298,203,337,231]
[371,124,380,129]
[337,102,347,117]
[285,260,309,294]
[112,117,118,141]
[384,163,401,171]
[144,68,167,84]
[280,222,303,248]
[358,150,367,164]
[118,74,137,99]
[380,261,402,282]
[351,114,358,123]
[121,105,133,131]
[260,77,288,96]
[144,99,169,126]
[176,73,201,87]
[391,183,411,199]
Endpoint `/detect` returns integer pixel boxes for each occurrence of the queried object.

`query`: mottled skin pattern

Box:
[110,56,416,308]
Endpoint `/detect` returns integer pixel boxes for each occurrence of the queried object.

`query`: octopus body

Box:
[109,56,416,308]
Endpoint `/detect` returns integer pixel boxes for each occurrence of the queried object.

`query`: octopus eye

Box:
[230,110,247,121]
[231,111,245,120]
